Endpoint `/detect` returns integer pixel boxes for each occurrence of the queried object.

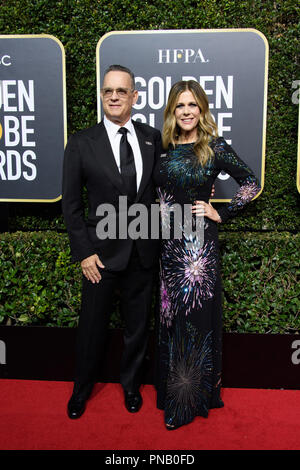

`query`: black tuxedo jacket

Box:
[62,119,162,271]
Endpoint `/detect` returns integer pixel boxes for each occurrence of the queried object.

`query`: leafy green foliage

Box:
[0,232,81,327]
[220,232,300,333]
[0,1,299,333]
[0,0,299,231]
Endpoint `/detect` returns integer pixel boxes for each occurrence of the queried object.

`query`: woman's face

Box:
[174,90,201,133]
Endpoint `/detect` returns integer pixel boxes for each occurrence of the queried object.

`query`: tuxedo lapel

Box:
[87,121,125,195]
[86,120,154,200]
[133,122,154,202]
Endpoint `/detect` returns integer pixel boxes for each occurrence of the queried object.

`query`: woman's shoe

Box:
[165,421,180,431]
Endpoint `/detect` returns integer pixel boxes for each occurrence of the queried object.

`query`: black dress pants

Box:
[74,244,156,396]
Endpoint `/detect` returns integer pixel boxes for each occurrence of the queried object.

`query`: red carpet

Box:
[1,379,300,450]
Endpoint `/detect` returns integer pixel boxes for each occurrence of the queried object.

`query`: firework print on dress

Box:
[154,136,260,428]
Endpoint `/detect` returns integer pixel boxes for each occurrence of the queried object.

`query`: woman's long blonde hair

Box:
[162,80,218,167]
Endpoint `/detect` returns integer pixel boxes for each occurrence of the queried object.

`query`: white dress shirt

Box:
[103,116,143,191]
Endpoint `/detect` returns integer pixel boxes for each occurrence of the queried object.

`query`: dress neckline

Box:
[175,142,195,146]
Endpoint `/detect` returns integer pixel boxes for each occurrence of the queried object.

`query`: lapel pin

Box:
[145,141,153,146]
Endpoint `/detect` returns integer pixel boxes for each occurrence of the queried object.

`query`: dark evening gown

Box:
[153,136,260,429]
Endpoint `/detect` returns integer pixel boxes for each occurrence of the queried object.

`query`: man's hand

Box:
[81,254,105,283]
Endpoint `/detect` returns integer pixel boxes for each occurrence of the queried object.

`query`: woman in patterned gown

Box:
[153,80,261,430]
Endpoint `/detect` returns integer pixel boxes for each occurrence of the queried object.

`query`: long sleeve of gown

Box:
[212,137,261,224]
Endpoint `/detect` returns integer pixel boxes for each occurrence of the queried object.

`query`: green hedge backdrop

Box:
[0,0,299,332]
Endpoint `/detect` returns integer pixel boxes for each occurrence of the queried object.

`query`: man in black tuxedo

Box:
[62,65,161,419]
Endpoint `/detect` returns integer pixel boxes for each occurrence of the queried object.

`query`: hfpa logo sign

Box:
[158,48,209,64]
[0,340,6,364]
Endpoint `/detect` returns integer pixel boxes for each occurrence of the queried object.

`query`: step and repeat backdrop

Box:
[97,29,268,201]
[1,30,299,386]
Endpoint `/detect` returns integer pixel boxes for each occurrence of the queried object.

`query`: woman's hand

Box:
[192,200,222,223]
[81,254,105,283]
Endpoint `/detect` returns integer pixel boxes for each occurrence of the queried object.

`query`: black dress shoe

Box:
[124,391,143,413]
[67,395,86,419]
[67,381,94,419]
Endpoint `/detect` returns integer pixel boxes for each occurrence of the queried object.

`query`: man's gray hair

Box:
[103,64,135,89]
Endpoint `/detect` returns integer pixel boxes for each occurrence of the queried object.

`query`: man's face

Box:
[101,71,138,126]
